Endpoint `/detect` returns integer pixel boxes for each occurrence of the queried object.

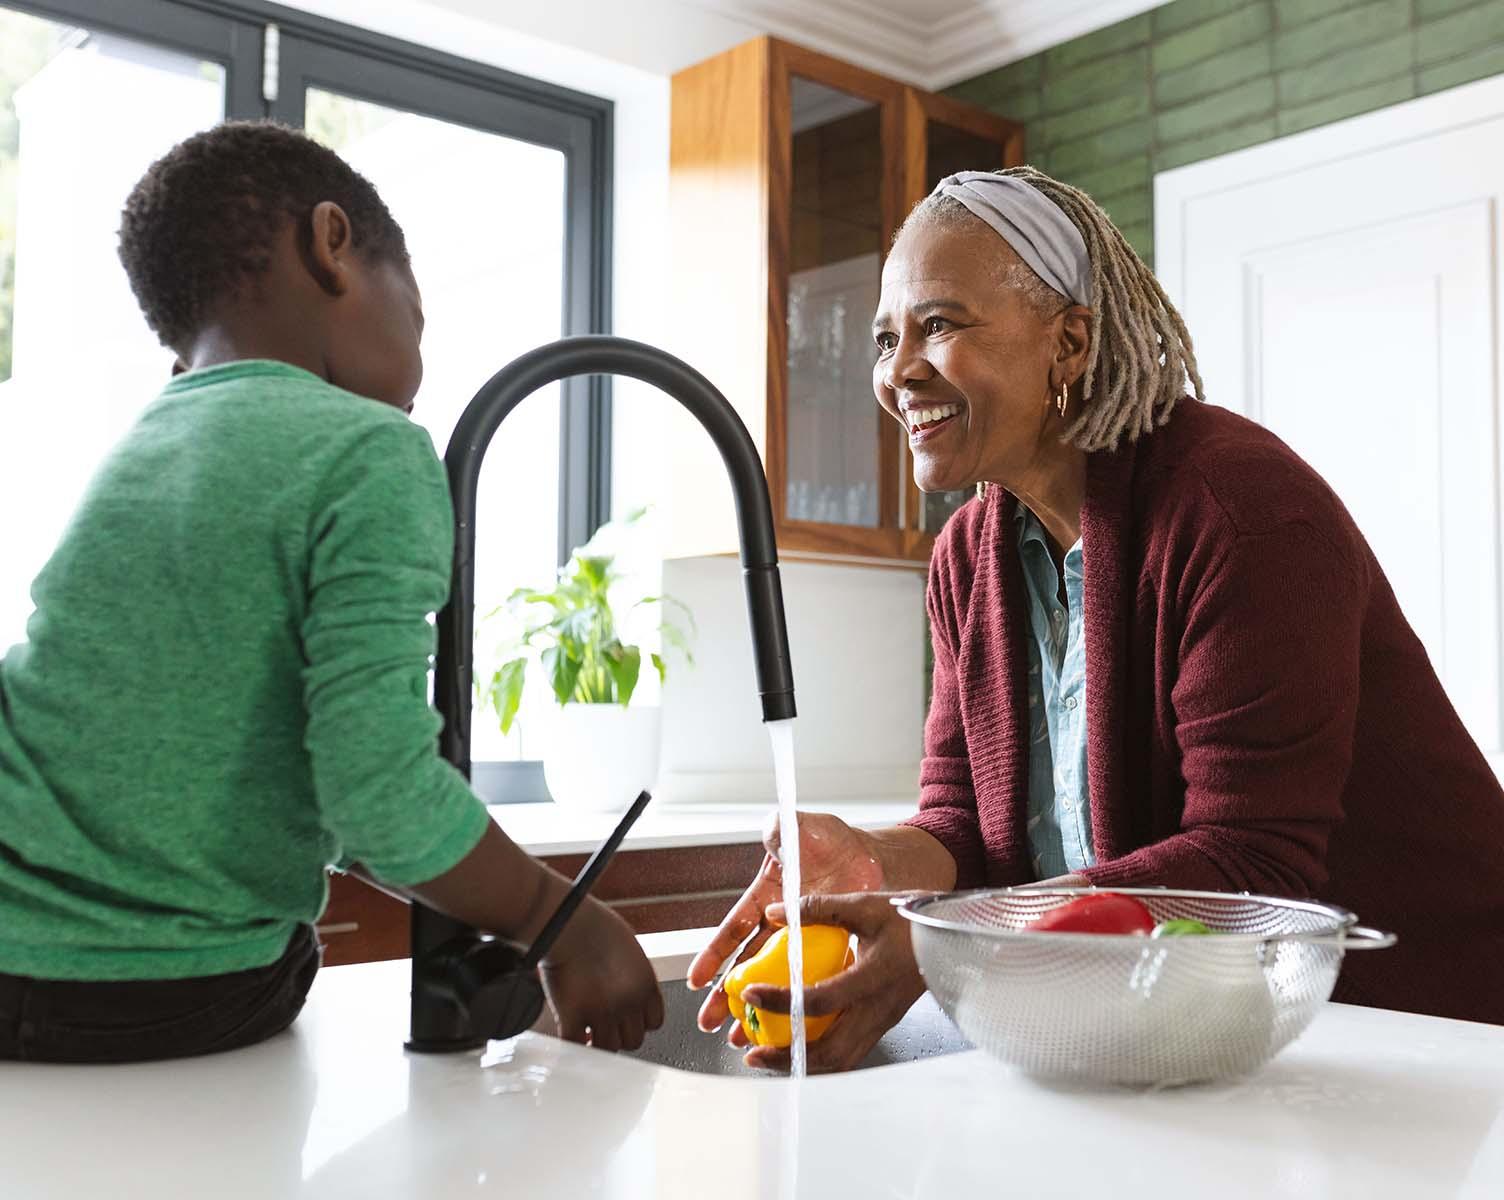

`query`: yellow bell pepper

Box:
[723,924,854,1048]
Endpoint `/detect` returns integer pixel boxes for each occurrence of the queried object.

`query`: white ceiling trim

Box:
[679,0,1168,90]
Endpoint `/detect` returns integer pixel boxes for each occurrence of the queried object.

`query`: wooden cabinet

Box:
[666,38,1022,567]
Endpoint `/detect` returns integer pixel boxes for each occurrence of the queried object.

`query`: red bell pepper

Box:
[1028,892,1155,935]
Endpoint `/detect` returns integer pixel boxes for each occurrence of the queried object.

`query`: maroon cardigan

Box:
[909,398,1504,1024]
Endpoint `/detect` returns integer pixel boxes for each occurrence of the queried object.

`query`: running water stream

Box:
[766,717,806,1079]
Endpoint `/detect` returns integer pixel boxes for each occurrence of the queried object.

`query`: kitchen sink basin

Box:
[624,980,971,1075]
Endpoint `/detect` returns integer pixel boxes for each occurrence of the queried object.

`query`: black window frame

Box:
[6,0,614,802]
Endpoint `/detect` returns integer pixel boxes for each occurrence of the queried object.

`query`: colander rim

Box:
[895,885,1359,943]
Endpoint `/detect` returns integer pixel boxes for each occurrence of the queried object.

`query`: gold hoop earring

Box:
[1056,383,1069,418]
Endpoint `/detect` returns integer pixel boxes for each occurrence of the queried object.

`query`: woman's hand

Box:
[739,893,928,1074]
[686,811,884,1039]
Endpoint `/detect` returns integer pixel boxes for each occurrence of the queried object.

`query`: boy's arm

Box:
[305,420,662,1044]
[346,826,579,951]
[305,420,580,943]
[301,419,489,893]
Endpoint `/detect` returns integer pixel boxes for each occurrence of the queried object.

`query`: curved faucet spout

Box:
[436,335,796,778]
[410,335,797,1054]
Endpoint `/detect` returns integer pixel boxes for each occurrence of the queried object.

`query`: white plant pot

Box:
[542,704,663,814]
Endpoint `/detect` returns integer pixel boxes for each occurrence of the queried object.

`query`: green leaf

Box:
[606,644,641,707]
[479,508,674,712]
[658,593,699,635]
[541,645,582,706]
[562,608,599,645]
[650,651,667,684]
[572,653,608,704]
[488,658,528,734]
[576,555,612,591]
[660,620,695,666]
[522,592,569,612]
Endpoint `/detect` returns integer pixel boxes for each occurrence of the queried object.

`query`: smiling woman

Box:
[691,165,1504,1074]
[872,166,1201,515]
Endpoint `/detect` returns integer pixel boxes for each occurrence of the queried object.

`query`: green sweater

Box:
[0,361,489,981]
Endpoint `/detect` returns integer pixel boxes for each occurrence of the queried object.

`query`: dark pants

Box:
[0,924,320,1063]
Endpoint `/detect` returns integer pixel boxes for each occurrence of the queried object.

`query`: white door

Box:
[1156,74,1504,775]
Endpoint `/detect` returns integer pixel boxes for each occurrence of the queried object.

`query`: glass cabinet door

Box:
[763,47,1020,562]
[782,75,889,532]
[924,118,1008,187]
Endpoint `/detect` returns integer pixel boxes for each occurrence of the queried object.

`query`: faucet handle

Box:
[453,940,546,1040]
[406,936,544,1050]
[408,793,655,1053]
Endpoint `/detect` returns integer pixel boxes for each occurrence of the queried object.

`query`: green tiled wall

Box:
[946,0,1504,265]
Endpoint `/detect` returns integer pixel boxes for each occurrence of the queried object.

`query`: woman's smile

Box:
[903,400,964,445]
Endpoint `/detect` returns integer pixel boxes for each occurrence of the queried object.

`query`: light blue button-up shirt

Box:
[1015,504,1095,880]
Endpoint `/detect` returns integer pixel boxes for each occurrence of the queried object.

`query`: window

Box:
[0,10,228,648]
[0,0,612,801]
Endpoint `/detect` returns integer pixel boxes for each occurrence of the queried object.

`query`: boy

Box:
[0,121,661,1062]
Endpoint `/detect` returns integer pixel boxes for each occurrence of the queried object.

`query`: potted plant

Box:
[480,513,693,812]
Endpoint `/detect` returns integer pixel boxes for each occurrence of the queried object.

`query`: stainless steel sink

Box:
[624,981,971,1075]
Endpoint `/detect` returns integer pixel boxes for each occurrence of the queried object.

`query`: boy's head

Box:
[118,121,423,411]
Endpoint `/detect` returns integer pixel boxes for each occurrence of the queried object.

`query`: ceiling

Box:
[428,0,1167,90]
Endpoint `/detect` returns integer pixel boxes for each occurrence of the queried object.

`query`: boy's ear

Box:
[301,200,354,298]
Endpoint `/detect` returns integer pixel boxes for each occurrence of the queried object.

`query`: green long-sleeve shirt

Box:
[0,360,489,981]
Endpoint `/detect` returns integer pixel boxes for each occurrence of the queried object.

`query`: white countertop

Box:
[4,952,1502,1198]
[494,798,916,856]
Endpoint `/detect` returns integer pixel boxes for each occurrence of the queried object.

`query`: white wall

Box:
[657,556,925,804]
[424,0,761,80]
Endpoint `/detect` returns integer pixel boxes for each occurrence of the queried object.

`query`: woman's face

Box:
[871,216,1065,493]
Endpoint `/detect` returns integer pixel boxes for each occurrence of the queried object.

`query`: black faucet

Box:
[407,335,797,1053]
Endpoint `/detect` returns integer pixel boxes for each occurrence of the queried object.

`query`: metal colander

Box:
[897,887,1395,1086]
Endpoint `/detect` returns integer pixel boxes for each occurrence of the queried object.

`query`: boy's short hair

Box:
[118,120,408,352]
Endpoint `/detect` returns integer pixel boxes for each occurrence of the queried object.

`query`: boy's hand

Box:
[539,896,664,1052]
[397,823,663,1051]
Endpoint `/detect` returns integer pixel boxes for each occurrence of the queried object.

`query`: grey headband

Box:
[930,171,1092,308]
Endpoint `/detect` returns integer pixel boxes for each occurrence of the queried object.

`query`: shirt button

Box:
[1065,696,1078,710]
